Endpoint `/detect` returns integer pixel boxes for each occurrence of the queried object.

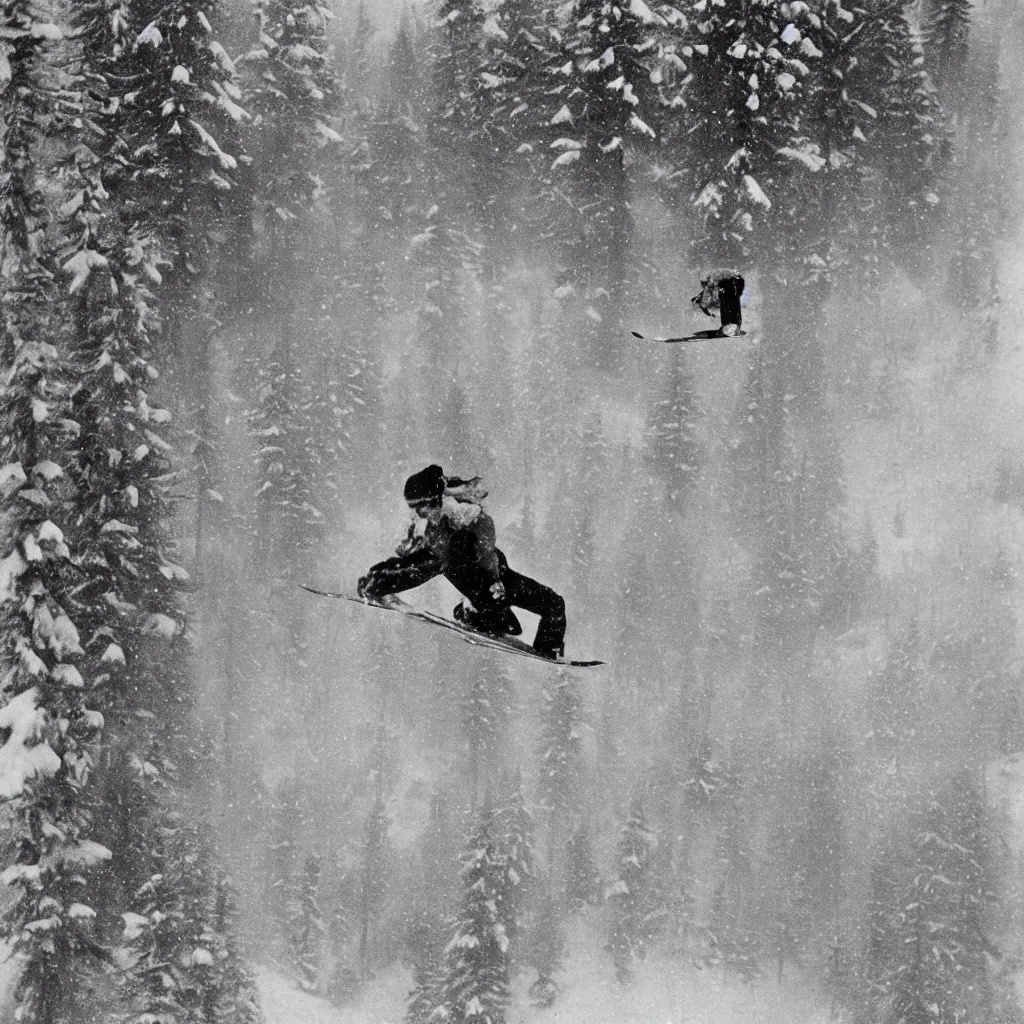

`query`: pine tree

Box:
[428,0,493,225]
[537,676,583,820]
[923,0,972,99]
[564,826,601,911]
[778,0,904,283]
[849,0,943,263]
[289,853,326,991]
[245,353,337,577]
[385,6,425,116]
[705,815,761,981]
[240,0,341,285]
[208,869,263,1023]
[606,798,663,984]
[75,0,245,286]
[437,807,512,1024]
[871,773,997,1024]
[359,768,391,980]
[0,7,112,1020]
[404,204,482,412]
[543,0,665,360]
[404,908,449,1024]
[870,621,927,748]
[463,659,514,802]
[48,80,203,943]
[526,886,564,1008]
[671,0,819,266]
[121,822,260,1024]
[492,778,535,962]
[644,354,703,513]
[264,778,302,940]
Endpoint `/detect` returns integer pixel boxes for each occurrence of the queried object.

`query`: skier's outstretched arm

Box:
[358,549,441,599]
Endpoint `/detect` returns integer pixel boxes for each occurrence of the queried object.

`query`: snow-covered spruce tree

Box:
[605,797,663,985]
[644,354,703,514]
[670,0,820,268]
[871,773,997,1024]
[239,0,341,278]
[543,0,666,362]
[436,806,512,1024]
[705,815,761,981]
[358,780,391,980]
[536,676,583,825]
[404,910,450,1024]
[771,0,901,285]
[264,776,302,942]
[71,0,245,293]
[847,0,943,263]
[47,130,202,932]
[869,621,927,749]
[70,0,249,583]
[245,354,327,577]
[428,0,494,225]
[473,0,551,205]
[288,852,326,991]
[492,777,535,963]
[121,821,262,1022]
[0,6,112,1020]
[923,0,971,103]
[404,204,482,414]
[209,867,263,1023]
[526,886,564,1007]
[463,659,514,803]
[564,825,601,911]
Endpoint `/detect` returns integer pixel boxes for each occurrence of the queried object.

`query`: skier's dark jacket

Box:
[360,498,506,615]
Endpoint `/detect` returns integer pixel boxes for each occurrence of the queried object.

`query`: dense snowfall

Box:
[1,0,1023,1023]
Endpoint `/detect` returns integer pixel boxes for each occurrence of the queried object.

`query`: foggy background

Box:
[7,0,1020,1019]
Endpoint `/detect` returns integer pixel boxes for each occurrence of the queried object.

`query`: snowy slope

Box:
[516,913,829,1024]
[257,963,409,1024]
[257,913,831,1024]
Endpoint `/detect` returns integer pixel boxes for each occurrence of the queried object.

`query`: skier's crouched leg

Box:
[503,568,566,659]
[532,589,566,660]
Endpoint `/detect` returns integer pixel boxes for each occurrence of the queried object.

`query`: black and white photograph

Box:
[0,0,1022,1021]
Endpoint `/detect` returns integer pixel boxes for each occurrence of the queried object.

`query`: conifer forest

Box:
[1,0,1024,1020]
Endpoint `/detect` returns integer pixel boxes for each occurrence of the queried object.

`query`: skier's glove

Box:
[489,581,506,603]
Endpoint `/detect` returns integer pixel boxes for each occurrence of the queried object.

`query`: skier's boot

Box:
[454,600,521,637]
[532,642,564,661]
[721,322,742,337]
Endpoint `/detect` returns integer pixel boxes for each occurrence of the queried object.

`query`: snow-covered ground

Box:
[257,963,409,1024]
[257,912,831,1024]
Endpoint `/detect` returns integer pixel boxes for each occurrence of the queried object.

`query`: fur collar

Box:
[440,494,482,528]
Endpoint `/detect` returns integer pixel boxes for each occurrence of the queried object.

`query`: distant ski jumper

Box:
[357,465,568,660]
[631,269,747,344]
[692,268,745,336]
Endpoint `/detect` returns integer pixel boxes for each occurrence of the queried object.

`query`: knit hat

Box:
[404,464,446,503]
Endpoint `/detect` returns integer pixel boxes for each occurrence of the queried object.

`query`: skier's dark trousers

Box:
[358,465,566,659]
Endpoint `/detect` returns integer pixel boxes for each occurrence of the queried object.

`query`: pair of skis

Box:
[630,327,748,344]
[300,586,604,668]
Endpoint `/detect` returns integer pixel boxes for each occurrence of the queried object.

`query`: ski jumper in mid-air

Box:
[692,269,745,336]
[358,465,567,660]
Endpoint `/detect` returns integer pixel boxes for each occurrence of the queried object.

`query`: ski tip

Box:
[630,331,644,339]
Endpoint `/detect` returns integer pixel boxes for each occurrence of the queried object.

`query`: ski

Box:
[630,328,747,343]
[300,585,605,668]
